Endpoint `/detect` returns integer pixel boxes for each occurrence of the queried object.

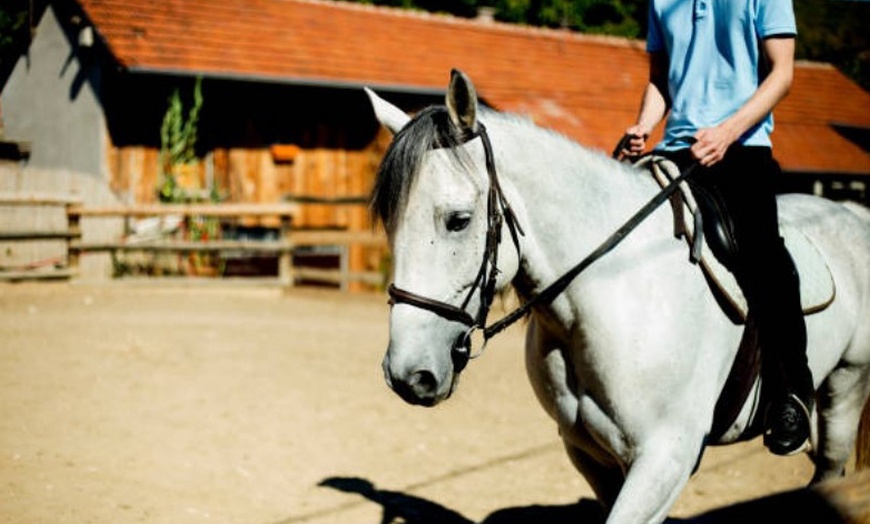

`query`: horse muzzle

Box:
[382,344,460,407]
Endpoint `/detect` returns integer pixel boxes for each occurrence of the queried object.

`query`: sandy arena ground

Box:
[0,282,835,524]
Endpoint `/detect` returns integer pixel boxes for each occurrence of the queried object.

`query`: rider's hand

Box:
[622,125,650,158]
[691,125,737,167]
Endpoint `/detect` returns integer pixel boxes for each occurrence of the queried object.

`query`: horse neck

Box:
[487,118,663,296]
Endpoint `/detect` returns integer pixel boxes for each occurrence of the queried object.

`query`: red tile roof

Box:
[75,0,870,175]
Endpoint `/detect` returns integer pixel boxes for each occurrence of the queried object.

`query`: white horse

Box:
[366,70,870,523]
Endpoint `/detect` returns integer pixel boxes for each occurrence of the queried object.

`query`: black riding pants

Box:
[662,146,813,402]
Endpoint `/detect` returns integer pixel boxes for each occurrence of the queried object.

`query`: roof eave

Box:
[124,65,447,97]
[784,168,870,178]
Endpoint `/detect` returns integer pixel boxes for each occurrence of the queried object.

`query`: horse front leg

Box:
[563,439,624,510]
[525,318,707,522]
[604,429,705,524]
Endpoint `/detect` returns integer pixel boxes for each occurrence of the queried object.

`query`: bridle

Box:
[387,121,524,372]
[387,123,697,372]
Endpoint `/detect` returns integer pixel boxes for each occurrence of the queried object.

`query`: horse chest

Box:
[530,341,630,462]
[558,389,629,460]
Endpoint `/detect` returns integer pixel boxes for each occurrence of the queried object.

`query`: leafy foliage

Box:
[0,0,31,83]
[160,77,204,168]
[159,77,204,202]
[793,0,870,91]
[0,1,28,51]
[357,0,646,36]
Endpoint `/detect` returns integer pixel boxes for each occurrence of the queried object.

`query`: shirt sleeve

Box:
[756,0,797,38]
[646,1,664,53]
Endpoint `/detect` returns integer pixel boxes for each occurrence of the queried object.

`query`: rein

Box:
[483,160,697,341]
[387,123,696,369]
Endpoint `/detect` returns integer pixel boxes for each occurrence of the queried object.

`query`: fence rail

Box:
[0,197,387,289]
[0,192,81,206]
[0,231,79,240]
[67,203,302,217]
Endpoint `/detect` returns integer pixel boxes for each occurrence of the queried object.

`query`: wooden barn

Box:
[2,0,869,283]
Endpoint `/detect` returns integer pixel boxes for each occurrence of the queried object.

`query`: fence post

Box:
[66,203,81,276]
[339,244,348,292]
[279,214,293,288]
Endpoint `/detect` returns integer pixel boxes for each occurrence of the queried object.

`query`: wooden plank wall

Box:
[107,128,392,291]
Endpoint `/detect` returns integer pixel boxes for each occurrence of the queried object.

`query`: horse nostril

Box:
[409,369,437,397]
[389,368,439,406]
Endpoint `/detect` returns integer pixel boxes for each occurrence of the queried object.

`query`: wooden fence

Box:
[0,194,80,280]
[0,195,387,289]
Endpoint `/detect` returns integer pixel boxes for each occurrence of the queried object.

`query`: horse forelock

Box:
[369,106,476,235]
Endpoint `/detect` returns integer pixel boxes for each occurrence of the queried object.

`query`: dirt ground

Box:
[0,282,839,524]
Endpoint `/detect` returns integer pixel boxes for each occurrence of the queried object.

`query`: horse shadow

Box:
[318,476,607,524]
[319,475,851,524]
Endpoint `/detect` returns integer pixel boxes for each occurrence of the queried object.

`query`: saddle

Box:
[635,156,836,442]
[636,156,836,323]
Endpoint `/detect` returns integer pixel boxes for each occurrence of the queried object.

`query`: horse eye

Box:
[445,212,471,232]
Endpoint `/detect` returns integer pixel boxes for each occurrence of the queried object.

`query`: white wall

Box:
[0,5,121,280]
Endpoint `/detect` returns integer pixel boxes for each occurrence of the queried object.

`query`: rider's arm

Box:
[625,50,670,155]
[690,36,795,166]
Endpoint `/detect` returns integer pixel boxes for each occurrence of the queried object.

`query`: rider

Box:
[621,0,813,455]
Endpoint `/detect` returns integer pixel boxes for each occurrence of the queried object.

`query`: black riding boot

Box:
[753,243,814,455]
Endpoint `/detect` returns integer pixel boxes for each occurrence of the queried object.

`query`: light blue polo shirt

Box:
[647,0,796,150]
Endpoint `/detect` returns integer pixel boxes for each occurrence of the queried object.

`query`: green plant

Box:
[187,212,225,277]
[154,77,224,276]
[159,77,203,202]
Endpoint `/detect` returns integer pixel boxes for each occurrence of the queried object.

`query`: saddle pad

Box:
[640,157,836,323]
[700,225,836,322]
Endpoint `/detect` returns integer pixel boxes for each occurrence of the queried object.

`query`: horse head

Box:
[366,70,521,406]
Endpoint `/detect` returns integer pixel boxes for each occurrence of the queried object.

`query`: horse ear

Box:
[446,69,479,134]
[364,87,411,135]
